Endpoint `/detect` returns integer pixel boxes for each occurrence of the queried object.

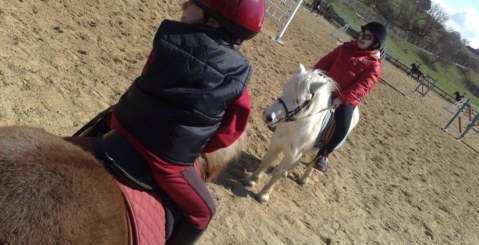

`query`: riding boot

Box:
[313,152,329,173]
[166,222,205,245]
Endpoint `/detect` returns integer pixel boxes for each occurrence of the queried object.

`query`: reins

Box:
[289,106,334,121]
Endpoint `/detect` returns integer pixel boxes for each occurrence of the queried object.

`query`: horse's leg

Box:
[299,162,315,187]
[255,153,301,202]
[284,157,314,187]
[242,145,280,187]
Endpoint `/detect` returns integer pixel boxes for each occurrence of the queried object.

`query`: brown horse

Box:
[0,126,245,244]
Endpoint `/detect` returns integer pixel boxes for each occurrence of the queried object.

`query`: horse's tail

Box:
[198,129,248,181]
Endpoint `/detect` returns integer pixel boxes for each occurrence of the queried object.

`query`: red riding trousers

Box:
[109,89,250,230]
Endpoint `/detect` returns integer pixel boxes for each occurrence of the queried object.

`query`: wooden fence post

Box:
[444,99,470,132]
[458,112,479,140]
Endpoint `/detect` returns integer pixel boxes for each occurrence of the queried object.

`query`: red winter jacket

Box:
[313,41,381,107]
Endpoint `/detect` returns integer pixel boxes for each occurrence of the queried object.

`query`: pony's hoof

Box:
[299,179,309,188]
[241,177,256,187]
[254,193,270,203]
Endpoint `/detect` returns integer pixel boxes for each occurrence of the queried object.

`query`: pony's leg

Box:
[256,154,301,202]
[242,145,280,187]
[299,163,315,187]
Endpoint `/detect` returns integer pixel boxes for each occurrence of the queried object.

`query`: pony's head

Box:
[263,63,337,127]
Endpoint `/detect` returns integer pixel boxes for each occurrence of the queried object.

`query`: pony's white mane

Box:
[307,69,338,97]
[264,64,338,127]
[292,67,338,117]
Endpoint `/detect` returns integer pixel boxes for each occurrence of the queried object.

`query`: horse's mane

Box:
[0,126,127,244]
[293,69,338,113]
[309,69,338,95]
[279,67,338,118]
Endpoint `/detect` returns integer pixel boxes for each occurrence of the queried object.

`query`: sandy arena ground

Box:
[0,1,478,244]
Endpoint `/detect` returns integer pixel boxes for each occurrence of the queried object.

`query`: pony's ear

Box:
[298,63,306,74]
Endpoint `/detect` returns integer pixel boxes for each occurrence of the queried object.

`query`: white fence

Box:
[265,0,304,45]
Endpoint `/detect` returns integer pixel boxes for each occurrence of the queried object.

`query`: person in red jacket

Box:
[312,22,387,175]
[108,1,264,244]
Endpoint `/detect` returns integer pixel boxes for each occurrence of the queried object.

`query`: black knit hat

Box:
[361,22,387,47]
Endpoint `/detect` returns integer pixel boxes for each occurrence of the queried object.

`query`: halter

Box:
[275,92,334,123]
[277,96,313,122]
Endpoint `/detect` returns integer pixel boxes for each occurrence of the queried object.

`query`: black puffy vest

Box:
[115,20,251,165]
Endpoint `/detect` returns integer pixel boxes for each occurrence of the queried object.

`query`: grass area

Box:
[329,3,363,31]
[326,0,479,106]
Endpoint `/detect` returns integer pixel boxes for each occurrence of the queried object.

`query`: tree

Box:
[418,2,448,37]
[358,0,382,11]
[405,0,432,31]
[429,31,462,64]
[375,2,396,21]
[467,46,479,56]
[391,1,407,23]
[391,0,432,32]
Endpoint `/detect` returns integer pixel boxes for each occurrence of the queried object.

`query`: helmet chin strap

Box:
[205,16,221,28]
[203,15,243,46]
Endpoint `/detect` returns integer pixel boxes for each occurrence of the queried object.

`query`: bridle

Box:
[274,92,334,123]
[266,74,336,129]
[277,96,314,122]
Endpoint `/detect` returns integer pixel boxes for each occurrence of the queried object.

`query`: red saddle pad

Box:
[116,180,166,245]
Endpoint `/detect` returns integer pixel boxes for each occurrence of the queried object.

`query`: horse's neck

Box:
[272,85,333,155]
[291,90,331,135]
[275,91,331,154]
[305,90,331,121]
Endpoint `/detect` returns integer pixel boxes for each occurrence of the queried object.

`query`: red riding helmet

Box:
[192,0,265,40]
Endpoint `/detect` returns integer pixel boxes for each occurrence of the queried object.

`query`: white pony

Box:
[243,64,359,202]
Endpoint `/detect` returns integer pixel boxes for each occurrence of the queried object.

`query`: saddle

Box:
[95,130,158,191]
[98,130,183,244]
[314,109,335,148]
[70,108,180,244]
[314,108,352,151]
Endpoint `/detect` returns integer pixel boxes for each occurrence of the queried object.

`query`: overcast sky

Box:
[431,0,479,49]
